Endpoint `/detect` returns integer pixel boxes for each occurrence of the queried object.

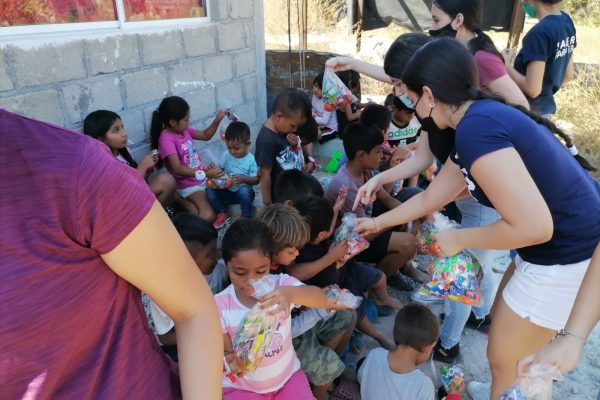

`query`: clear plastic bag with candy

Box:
[417,213,483,305]
[322,68,358,111]
[207,174,233,189]
[334,213,370,268]
[230,276,279,375]
[325,285,363,309]
[439,364,465,395]
[499,364,562,400]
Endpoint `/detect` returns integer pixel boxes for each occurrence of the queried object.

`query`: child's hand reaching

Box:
[329,240,348,267]
[205,166,224,179]
[138,151,158,173]
[259,287,293,318]
[333,187,347,213]
[231,174,247,185]
[215,109,228,121]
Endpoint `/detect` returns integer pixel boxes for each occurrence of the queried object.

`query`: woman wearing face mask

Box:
[429,0,529,109]
[354,38,600,400]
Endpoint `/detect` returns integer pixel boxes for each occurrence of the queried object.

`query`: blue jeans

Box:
[440,197,511,349]
[206,186,255,218]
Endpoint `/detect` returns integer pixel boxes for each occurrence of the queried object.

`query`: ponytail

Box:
[150,110,163,150]
[466,88,596,171]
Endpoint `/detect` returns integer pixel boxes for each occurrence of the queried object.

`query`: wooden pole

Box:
[507,0,525,51]
[299,0,308,50]
[355,0,364,53]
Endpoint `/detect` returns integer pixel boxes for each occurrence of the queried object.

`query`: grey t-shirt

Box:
[357,348,435,400]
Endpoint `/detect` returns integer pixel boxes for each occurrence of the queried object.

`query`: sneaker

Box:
[432,340,460,363]
[318,128,338,144]
[467,312,492,333]
[411,290,444,304]
[213,213,229,229]
[388,273,416,291]
[467,381,491,400]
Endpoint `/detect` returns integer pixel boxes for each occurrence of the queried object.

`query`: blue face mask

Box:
[521,2,536,18]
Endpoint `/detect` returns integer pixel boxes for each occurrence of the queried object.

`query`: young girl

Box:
[83,110,176,207]
[150,96,227,224]
[217,219,342,399]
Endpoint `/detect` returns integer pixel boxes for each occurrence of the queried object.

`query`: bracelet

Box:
[568,145,579,156]
[555,328,586,343]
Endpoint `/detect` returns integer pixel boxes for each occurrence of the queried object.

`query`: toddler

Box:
[384,93,421,148]
[217,219,342,399]
[311,72,338,143]
[206,121,259,225]
[150,96,226,224]
[357,303,439,400]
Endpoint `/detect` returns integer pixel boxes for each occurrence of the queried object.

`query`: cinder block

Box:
[229,0,254,19]
[119,109,147,145]
[63,77,123,124]
[217,22,247,52]
[234,99,257,125]
[242,75,257,100]
[204,55,233,84]
[141,31,183,65]
[88,35,140,75]
[217,0,229,20]
[185,86,217,122]
[217,80,243,108]
[0,50,14,91]
[11,42,86,87]
[123,68,168,107]
[171,60,207,95]
[234,50,257,77]
[244,22,255,47]
[182,25,217,57]
[0,90,64,126]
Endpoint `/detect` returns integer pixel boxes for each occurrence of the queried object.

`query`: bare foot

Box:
[402,263,429,283]
[372,295,402,310]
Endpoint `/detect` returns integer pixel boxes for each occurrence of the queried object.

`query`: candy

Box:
[417,213,482,305]
[439,364,465,394]
[325,285,362,309]
[499,364,561,400]
[207,174,232,189]
[334,213,369,268]
[232,306,278,374]
[423,162,438,182]
[322,68,358,110]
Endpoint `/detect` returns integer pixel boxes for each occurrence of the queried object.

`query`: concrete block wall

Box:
[0,0,267,161]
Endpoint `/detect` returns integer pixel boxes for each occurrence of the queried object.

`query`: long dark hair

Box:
[83,110,137,168]
[150,96,190,150]
[433,0,503,61]
[402,39,595,171]
[383,32,432,79]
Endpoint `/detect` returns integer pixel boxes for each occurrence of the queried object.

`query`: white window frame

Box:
[0,0,211,38]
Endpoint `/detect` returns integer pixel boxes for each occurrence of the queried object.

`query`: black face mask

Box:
[429,22,457,38]
[414,95,441,133]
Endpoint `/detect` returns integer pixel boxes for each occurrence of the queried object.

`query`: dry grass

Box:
[554,67,600,178]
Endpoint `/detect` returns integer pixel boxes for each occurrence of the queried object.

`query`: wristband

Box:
[555,328,586,343]
[568,145,578,156]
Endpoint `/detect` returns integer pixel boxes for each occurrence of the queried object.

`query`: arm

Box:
[517,243,600,376]
[487,75,531,109]
[136,153,158,177]
[343,103,361,122]
[191,111,227,141]
[506,60,546,99]
[157,329,178,346]
[164,154,196,177]
[260,285,333,317]
[259,167,272,205]
[325,56,392,83]
[442,148,553,254]
[290,242,348,281]
[376,185,401,210]
[101,201,223,400]
[563,57,575,84]
[356,158,466,234]
[291,308,333,338]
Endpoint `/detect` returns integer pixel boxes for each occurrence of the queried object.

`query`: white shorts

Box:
[177,185,205,198]
[502,256,590,330]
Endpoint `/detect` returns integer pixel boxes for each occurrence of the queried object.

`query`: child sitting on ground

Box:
[257,203,356,399]
[311,72,339,143]
[83,110,176,208]
[324,122,424,284]
[255,88,312,206]
[206,121,259,224]
[294,195,399,350]
[336,70,363,135]
[359,103,394,168]
[296,117,320,174]
[151,96,227,224]
[273,169,324,205]
[142,213,225,360]
[217,219,349,400]
[384,93,421,148]
[357,303,439,400]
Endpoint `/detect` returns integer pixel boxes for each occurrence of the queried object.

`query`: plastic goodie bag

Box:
[230,275,279,377]
[439,364,465,394]
[416,213,483,305]
[325,285,363,309]
[334,213,369,268]
[207,174,233,189]
[321,68,358,111]
[499,364,562,400]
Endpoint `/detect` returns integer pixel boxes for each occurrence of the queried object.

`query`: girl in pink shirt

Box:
[217,219,338,399]
[151,96,227,224]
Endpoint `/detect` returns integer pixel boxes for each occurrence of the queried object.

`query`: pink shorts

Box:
[223,369,313,400]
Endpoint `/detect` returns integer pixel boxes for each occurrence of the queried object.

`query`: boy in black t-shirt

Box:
[255,89,312,205]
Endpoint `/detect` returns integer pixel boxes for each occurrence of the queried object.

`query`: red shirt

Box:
[0,110,180,399]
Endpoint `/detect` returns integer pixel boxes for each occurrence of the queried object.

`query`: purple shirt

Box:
[0,110,180,399]
[325,165,374,219]
[474,50,507,90]
[158,127,205,189]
